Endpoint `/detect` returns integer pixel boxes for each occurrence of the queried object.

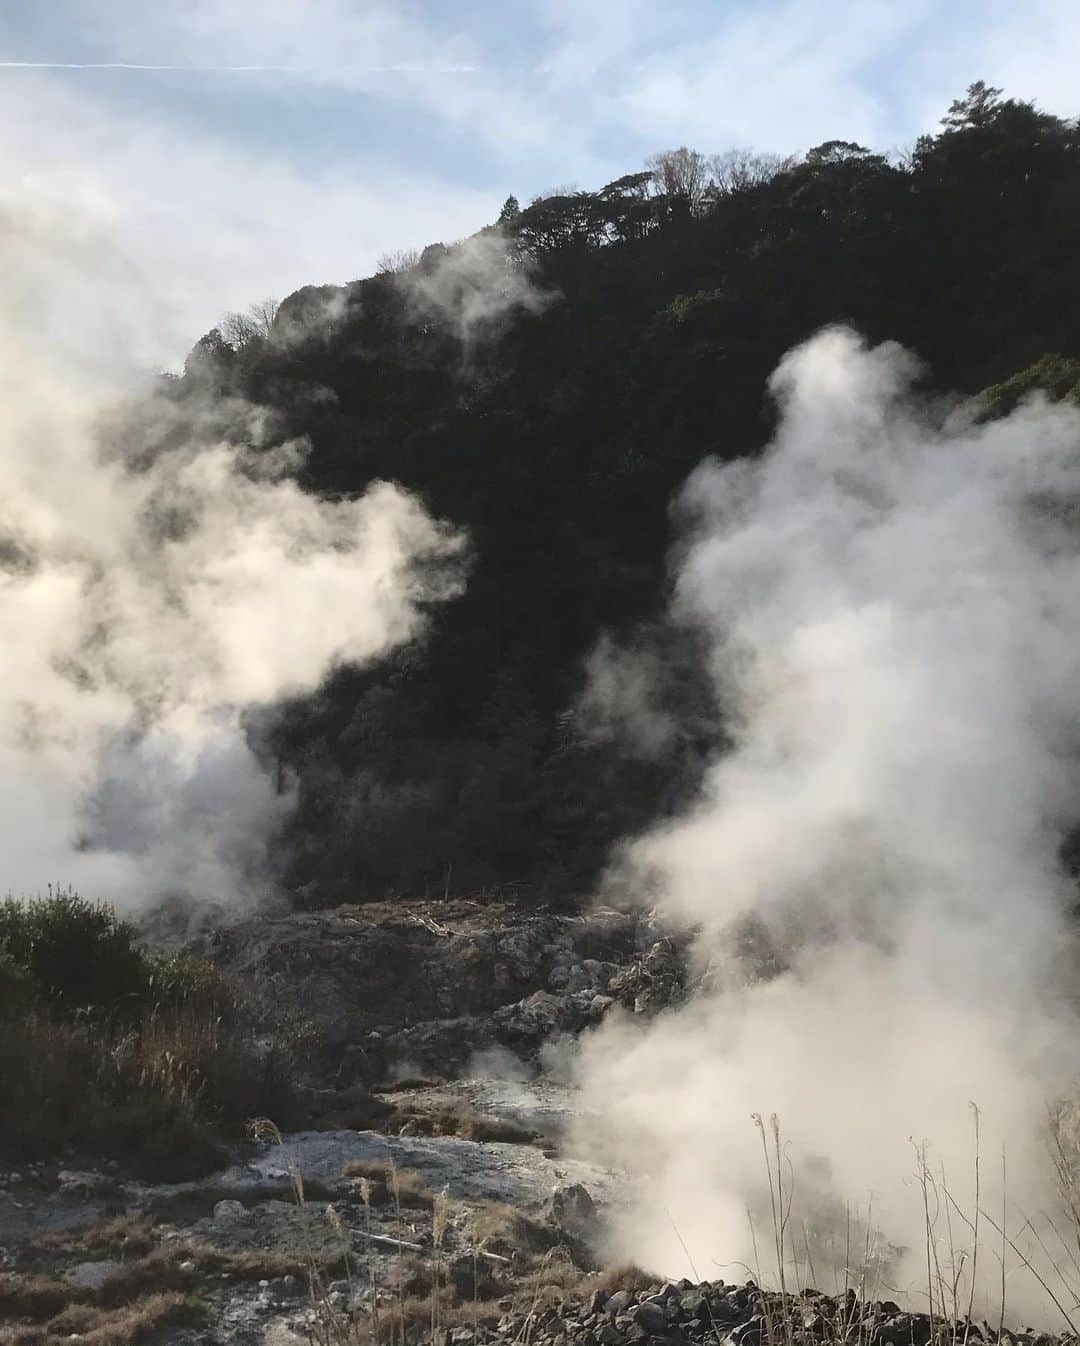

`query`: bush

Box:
[0,891,309,1179]
[145,950,239,1017]
[0,888,148,1022]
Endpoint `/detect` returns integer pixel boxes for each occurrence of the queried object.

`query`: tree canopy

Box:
[149,84,1080,906]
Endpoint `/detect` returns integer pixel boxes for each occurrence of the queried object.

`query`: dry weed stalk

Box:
[431,1187,450,1340]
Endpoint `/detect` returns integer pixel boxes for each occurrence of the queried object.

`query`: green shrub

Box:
[974,354,1080,421]
[0,890,309,1179]
[0,946,33,1018]
[0,888,148,1022]
[145,950,238,1016]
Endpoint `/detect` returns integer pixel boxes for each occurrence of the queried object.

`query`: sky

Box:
[1,0,1078,362]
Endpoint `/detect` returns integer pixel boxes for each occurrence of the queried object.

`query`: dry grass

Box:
[342,1160,437,1209]
[588,1262,660,1297]
[389,1096,537,1145]
[306,1166,599,1346]
[0,1273,93,1322]
[0,1003,302,1181]
[0,891,308,1181]
[314,1290,506,1346]
[97,1238,336,1305]
[5,1291,203,1346]
[25,1213,160,1260]
[729,1110,1080,1344]
[144,1176,338,1224]
[466,1201,561,1259]
[0,1235,341,1346]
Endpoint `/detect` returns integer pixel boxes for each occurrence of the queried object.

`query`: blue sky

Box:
[1,0,1076,358]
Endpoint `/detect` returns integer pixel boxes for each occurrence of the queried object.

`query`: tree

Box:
[516,192,609,252]
[708,148,794,196]
[183,327,235,382]
[646,147,710,215]
[162,82,1080,907]
[942,81,1004,132]
[599,172,654,201]
[805,140,879,166]
[221,297,280,349]
[597,173,660,242]
[375,248,421,276]
[498,195,521,228]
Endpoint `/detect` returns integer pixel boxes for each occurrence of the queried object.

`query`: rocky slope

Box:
[0,899,691,1344]
[202,898,687,1086]
[2,900,1059,1345]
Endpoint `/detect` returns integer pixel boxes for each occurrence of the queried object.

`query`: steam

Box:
[0,187,463,911]
[391,231,551,345]
[573,328,1080,1319]
[579,635,677,760]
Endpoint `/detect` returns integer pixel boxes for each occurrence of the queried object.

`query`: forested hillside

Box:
[154,83,1080,906]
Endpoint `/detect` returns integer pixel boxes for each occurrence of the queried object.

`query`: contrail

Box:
[0,60,477,73]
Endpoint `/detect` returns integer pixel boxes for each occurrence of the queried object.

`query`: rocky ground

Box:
[0,1111,626,1344]
[0,898,690,1344]
[438,1276,1063,1346]
[0,899,1065,1345]
[200,898,688,1089]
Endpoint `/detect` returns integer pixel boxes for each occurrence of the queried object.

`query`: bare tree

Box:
[646,147,710,214]
[221,310,258,348]
[248,296,279,336]
[221,297,279,348]
[708,148,794,196]
[376,248,421,276]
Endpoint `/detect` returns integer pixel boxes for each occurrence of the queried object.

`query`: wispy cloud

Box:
[2,0,1077,360]
[0,60,478,73]
[0,70,497,362]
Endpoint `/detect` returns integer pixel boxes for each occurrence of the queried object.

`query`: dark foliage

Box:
[152,84,1080,905]
[0,888,149,1023]
[0,891,306,1176]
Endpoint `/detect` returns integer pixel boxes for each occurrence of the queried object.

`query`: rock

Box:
[212,1199,250,1222]
[302,1082,391,1130]
[605,1291,634,1315]
[63,1259,121,1290]
[606,939,685,1016]
[205,902,641,1072]
[386,1015,492,1078]
[56,1170,101,1195]
[632,1300,668,1334]
[494,991,573,1045]
[546,1182,598,1240]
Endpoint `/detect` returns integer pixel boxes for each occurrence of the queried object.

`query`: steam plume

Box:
[0,187,463,911]
[573,327,1080,1321]
[390,231,551,346]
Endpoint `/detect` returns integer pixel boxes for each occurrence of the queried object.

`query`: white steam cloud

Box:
[573,327,1080,1322]
[391,231,551,346]
[0,187,463,911]
[579,634,676,760]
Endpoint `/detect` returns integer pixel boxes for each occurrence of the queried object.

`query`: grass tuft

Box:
[0,890,312,1179]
